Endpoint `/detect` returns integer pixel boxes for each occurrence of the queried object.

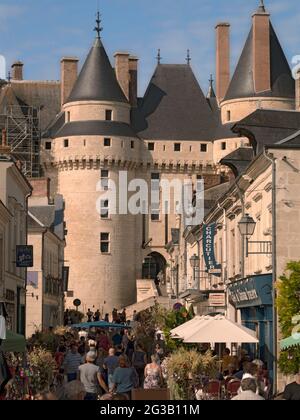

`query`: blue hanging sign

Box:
[203,223,222,277]
[16,245,33,268]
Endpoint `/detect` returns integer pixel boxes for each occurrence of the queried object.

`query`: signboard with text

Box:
[203,223,222,277]
[209,293,226,307]
[16,245,33,268]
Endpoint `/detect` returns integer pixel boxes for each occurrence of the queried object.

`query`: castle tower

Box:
[51,15,140,313]
[219,2,295,123]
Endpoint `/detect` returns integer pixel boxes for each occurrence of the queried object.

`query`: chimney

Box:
[28,178,51,205]
[114,52,130,100]
[60,57,79,108]
[11,61,24,81]
[216,23,230,103]
[252,7,271,93]
[129,56,138,107]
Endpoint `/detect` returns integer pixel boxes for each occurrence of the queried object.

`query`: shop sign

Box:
[209,293,226,307]
[203,223,221,277]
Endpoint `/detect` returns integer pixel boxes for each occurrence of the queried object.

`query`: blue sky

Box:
[0,0,300,96]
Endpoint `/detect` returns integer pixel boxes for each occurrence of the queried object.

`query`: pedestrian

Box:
[112,330,122,347]
[78,328,88,340]
[104,314,109,323]
[55,345,66,370]
[154,344,164,363]
[98,331,110,352]
[132,310,138,322]
[103,348,120,389]
[132,344,147,387]
[94,309,100,322]
[63,380,86,400]
[110,356,139,399]
[86,309,93,323]
[79,352,109,400]
[62,343,82,382]
[126,333,135,362]
[283,370,300,400]
[144,355,163,390]
[112,308,118,323]
[231,378,265,400]
[122,309,127,324]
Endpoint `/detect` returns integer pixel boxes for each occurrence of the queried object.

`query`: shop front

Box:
[228,274,274,378]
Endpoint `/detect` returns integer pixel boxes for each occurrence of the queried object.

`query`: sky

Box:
[0,0,300,96]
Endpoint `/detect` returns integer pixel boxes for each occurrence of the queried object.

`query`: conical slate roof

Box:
[132,64,216,140]
[225,23,295,101]
[67,38,128,104]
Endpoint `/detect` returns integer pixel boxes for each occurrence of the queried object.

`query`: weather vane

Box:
[209,74,214,86]
[157,49,162,65]
[94,10,103,39]
[186,49,191,66]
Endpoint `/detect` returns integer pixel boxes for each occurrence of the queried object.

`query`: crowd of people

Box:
[44,328,167,400]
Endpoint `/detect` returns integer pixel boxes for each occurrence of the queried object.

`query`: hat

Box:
[86,352,97,362]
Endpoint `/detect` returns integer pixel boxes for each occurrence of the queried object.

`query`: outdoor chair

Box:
[205,380,222,400]
[226,379,241,399]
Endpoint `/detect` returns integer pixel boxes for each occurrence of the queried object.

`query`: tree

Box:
[277,261,300,375]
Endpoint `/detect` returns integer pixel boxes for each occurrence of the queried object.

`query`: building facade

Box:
[0,150,32,334]
[37,2,297,315]
[26,178,65,337]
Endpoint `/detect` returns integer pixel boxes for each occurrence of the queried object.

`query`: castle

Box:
[37,2,295,314]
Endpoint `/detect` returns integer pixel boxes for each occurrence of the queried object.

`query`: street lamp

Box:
[190,254,200,289]
[238,214,256,237]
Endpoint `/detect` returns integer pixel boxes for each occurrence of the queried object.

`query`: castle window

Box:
[104,138,111,147]
[45,142,52,150]
[67,111,71,122]
[101,170,109,191]
[189,146,192,152]
[148,142,155,151]
[200,144,207,152]
[221,142,226,151]
[100,233,110,253]
[64,139,69,148]
[131,141,135,149]
[100,200,109,219]
[174,143,181,152]
[163,145,166,151]
[83,139,86,147]
[105,110,113,121]
[151,173,160,221]
[227,110,231,121]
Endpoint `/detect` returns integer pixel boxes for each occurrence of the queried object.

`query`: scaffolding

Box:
[0,104,41,178]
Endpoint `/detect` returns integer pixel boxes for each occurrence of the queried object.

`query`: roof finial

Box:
[94,10,103,39]
[207,74,216,98]
[156,49,161,65]
[186,49,191,66]
[258,0,266,12]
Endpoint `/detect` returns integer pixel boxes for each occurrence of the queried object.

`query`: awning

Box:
[0,330,26,353]
[175,315,259,344]
[280,335,300,350]
[71,321,131,329]
[170,316,207,338]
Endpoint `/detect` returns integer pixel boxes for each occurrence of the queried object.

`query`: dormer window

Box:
[105,110,113,121]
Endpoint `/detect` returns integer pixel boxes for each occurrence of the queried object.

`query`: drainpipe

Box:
[235,182,245,279]
[264,148,277,397]
[218,204,228,316]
